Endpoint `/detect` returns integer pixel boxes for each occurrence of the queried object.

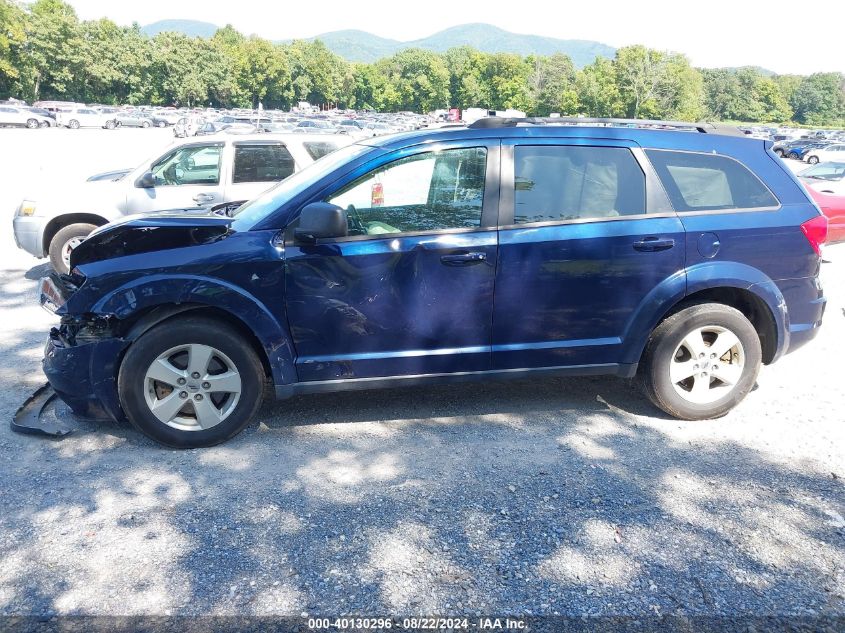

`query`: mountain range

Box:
[140,21,616,68]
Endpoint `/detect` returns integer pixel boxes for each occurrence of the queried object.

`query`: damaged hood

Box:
[69,211,235,268]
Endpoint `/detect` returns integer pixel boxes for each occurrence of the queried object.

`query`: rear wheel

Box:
[157,120,166,128]
[788,151,800,160]
[105,119,116,130]
[26,118,38,129]
[118,317,265,447]
[807,155,819,165]
[142,120,151,128]
[68,119,80,129]
[638,303,761,420]
[38,120,49,128]
[773,148,785,157]
[48,222,97,274]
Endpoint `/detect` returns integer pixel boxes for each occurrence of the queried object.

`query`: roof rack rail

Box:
[468,116,746,137]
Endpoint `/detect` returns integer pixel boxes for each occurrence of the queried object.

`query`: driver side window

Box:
[326,147,487,236]
[151,145,222,187]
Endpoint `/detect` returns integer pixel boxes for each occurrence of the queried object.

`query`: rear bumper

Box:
[12,215,45,257]
[42,329,128,423]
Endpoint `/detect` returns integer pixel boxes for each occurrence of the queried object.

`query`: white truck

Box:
[13,133,352,272]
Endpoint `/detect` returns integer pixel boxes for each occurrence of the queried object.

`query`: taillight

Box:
[801,215,829,256]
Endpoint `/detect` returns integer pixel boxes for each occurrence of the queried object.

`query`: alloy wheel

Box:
[61,236,86,270]
[143,344,242,432]
[669,325,745,405]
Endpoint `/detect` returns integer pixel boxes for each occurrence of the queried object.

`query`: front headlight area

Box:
[17,200,37,216]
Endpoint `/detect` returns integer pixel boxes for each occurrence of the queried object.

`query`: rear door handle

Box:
[192,193,217,204]
[633,237,675,252]
[440,252,487,266]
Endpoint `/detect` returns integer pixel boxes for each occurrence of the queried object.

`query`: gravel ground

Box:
[0,129,843,624]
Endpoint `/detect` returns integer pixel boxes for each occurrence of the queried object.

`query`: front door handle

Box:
[440,252,487,266]
[633,237,675,252]
[192,193,216,204]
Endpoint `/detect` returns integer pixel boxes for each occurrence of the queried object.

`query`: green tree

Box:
[443,46,489,108]
[377,48,450,112]
[576,57,620,117]
[286,40,349,107]
[528,53,578,115]
[483,53,532,112]
[0,0,29,98]
[21,0,82,100]
[615,45,668,118]
[791,72,845,125]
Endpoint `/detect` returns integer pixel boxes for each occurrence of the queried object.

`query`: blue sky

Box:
[65,0,845,75]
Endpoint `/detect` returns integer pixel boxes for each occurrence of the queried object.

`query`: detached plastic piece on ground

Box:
[11,383,72,437]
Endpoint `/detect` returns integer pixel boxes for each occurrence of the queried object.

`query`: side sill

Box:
[274,363,638,400]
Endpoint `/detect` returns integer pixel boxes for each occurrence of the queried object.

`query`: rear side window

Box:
[513,145,646,224]
[233,144,295,184]
[646,150,778,211]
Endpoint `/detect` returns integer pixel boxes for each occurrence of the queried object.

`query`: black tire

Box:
[38,120,49,128]
[788,152,800,160]
[48,222,97,274]
[26,118,39,129]
[105,119,116,130]
[142,120,151,128]
[68,119,80,129]
[118,316,265,448]
[637,303,762,420]
[157,120,166,128]
[807,155,819,165]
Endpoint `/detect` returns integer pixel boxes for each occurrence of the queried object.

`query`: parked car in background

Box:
[13,133,352,273]
[24,107,57,125]
[0,105,52,128]
[114,112,154,128]
[293,119,338,134]
[799,162,845,196]
[55,107,115,129]
[805,188,845,244]
[804,144,845,165]
[35,117,828,447]
[173,116,206,138]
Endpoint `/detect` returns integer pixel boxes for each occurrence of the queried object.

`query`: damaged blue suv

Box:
[37,117,828,447]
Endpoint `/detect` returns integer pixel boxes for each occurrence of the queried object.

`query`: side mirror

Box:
[136,171,155,188]
[295,202,348,243]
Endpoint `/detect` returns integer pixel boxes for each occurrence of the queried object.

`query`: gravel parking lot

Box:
[0,129,843,625]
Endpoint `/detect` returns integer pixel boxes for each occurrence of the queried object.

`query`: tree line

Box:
[2,0,844,125]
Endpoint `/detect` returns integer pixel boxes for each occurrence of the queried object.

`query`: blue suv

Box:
[38,118,828,447]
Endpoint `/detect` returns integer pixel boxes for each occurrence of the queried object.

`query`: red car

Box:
[807,188,845,244]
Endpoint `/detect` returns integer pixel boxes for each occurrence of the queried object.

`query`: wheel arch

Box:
[623,262,787,367]
[85,275,298,387]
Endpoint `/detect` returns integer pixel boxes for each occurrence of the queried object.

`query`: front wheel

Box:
[157,120,166,128]
[105,119,116,130]
[26,118,39,129]
[807,155,819,165]
[68,119,80,129]
[142,120,151,128]
[118,317,265,448]
[638,303,761,420]
[48,222,97,274]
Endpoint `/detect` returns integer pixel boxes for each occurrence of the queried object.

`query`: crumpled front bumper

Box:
[42,327,129,423]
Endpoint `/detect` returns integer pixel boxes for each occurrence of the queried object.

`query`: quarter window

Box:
[233,144,295,184]
[645,150,778,211]
[303,141,339,160]
[327,147,487,236]
[513,145,646,224]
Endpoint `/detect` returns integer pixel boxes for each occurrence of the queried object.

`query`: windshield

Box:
[231,143,374,228]
[801,162,845,181]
